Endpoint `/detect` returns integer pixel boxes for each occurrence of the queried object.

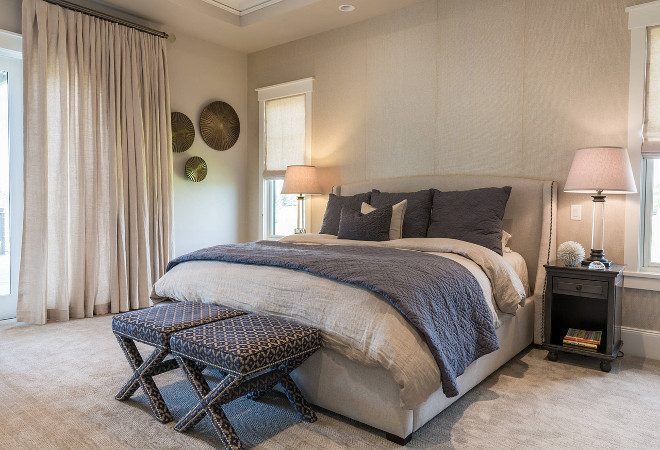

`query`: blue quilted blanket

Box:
[166,241,499,397]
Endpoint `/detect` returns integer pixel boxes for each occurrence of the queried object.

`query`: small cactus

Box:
[557,241,585,267]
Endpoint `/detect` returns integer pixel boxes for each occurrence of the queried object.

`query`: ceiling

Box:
[81,0,426,53]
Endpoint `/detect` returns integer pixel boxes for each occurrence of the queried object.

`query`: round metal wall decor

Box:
[185,156,207,182]
[171,112,195,153]
[199,101,240,151]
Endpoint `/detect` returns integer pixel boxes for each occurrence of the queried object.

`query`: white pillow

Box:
[361,200,407,240]
[502,230,512,253]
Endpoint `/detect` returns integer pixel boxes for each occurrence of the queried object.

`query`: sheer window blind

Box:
[263,94,306,178]
[645,26,660,155]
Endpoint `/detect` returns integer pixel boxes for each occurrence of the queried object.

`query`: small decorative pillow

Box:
[370,189,433,238]
[319,192,372,236]
[502,230,512,253]
[337,205,392,241]
[427,186,512,255]
[361,199,407,240]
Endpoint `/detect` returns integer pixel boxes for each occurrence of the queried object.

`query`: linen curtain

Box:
[18,0,173,324]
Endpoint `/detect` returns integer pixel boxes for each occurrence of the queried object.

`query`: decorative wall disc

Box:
[185,156,207,182]
[171,112,195,153]
[199,101,240,151]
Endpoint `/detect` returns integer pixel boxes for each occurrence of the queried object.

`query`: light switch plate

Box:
[571,204,582,221]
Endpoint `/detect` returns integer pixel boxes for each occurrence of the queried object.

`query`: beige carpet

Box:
[0,315,658,449]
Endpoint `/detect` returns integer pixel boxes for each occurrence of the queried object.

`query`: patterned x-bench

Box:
[170,314,321,450]
[112,301,245,423]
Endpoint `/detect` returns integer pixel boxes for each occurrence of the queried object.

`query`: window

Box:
[266,179,298,238]
[624,2,660,288]
[256,78,313,239]
[642,26,660,268]
[0,31,23,320]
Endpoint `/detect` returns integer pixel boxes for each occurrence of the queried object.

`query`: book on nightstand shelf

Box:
[563,343,598,352]
[563,328,602,350]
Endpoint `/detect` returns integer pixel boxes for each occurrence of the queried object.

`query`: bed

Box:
[152,174,557,444]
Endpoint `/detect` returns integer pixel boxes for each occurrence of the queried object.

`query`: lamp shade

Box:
[564,147,637,194]
[281,165,322,194]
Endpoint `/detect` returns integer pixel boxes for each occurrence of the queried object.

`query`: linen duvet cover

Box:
[151,234,527,408]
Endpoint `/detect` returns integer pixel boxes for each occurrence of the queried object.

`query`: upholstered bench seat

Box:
[112,301,245,423]
[170,314,321,450]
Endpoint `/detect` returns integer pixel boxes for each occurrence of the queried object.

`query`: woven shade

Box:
[645,26,660,155]
[264,94,306,178]
[281,165,322,194]
[564,147,636,194]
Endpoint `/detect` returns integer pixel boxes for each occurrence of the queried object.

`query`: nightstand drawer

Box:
[553,277,608,299]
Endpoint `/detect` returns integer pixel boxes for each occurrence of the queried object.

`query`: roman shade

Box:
[263,94,306,177]
[644,26,660,155]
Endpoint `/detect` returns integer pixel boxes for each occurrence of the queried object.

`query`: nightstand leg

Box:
[600,360,612,372]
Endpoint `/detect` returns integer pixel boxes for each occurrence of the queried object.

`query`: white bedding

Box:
[503,250,530,296]
[151,235,527,408]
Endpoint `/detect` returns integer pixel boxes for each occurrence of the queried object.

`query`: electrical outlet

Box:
[571,205,582,221]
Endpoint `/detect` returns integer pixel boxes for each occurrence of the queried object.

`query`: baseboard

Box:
[621,326,660,361]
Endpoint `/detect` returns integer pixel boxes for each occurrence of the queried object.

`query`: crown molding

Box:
[200,0,286,17]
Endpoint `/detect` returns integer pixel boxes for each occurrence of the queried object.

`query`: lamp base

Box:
[581,249,613,268]
[294,228,306,234]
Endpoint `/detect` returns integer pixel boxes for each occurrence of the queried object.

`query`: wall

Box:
[248,0,660,332]
[167,32,248,255]
[0,0,21,35]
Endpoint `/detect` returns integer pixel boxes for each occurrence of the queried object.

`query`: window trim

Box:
[641,159,655,268]
[0,29,21,60]
[625,1,660,289]
[256,78,314,240]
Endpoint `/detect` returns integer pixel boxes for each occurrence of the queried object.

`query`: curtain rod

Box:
[43,0,169,39]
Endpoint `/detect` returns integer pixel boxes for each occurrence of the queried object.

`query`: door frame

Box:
[0,29,22,320]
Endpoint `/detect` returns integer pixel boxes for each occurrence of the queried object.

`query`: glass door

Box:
[0,53,23,320]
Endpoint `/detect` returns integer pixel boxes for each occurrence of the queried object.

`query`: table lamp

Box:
[564,147,636,267]
[281,165,322,234]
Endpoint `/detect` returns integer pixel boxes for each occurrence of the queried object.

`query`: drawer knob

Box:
[576,284,583,290]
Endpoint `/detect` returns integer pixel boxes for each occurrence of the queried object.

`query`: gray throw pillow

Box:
[427,186,512,255]
[371,189,433,238]
[319,192,371,235]
[337,205,392,241]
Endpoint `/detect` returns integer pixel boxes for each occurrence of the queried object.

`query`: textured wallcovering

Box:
[247,0,659,331]
[168,33,249,255]
[0,0,21,34]
[623,288,660,331]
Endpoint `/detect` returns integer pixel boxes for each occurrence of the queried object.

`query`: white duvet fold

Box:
[151,235,526,409]
[280,234,527,314]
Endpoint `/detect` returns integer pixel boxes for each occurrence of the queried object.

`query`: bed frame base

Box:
[289,297,536,443]
[385,432,412,446]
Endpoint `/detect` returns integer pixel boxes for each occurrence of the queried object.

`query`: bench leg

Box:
[248,350,313,401]
[115,342,179,399]
[151,358,180,376]
[174,357,244,450]
[114,335,173,423]
[245,380,276,401]
[278,372,317,423]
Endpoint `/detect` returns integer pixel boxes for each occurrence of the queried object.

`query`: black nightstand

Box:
[542,263,624,372]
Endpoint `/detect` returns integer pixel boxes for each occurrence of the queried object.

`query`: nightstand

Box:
[542,263,624,372]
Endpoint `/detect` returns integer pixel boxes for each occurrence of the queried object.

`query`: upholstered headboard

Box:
[333,174,557,301]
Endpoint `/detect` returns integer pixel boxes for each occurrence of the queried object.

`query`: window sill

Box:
[623,270,660,291]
